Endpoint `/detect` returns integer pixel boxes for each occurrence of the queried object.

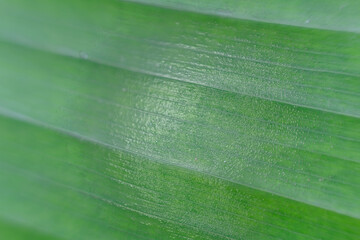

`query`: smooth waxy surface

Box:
[0,0,359,239]
[128,0,360,32]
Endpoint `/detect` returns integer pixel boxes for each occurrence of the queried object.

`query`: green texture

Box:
[0,0,359,239]
[129,0,360,32]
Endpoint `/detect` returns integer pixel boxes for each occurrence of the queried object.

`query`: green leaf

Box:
[0,0,359,239]
[129,0,360,32]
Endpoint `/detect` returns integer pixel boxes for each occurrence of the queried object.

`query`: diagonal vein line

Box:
[0,106,359,220]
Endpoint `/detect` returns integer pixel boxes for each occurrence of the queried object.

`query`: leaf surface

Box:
[0,0,359,239]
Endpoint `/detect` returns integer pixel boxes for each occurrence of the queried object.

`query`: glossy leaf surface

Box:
[0,0,359,239]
